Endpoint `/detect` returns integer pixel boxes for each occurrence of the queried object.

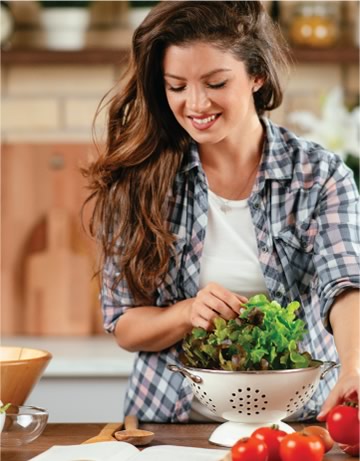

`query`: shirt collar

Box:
[179,141,202,174]
[260,117,294,182]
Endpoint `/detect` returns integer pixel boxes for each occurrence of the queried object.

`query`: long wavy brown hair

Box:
[83,1,289,304]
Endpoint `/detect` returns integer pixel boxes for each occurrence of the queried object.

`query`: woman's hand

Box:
[189,282,247,330]
[317,368,360,421]
[318,289,360,421]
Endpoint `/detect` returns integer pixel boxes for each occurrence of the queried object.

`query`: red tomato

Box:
[338,443,360,457]
[231,436,269,461]
[326,402,360,446]
[252,425,287,461]
[301,425,334,453]
[279,432,324,461]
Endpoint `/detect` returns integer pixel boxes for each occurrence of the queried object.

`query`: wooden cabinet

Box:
[1,144,104,335]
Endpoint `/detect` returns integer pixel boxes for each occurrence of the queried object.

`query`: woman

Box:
[84,1,359,423]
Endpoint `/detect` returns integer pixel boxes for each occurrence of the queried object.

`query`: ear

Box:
[252,76,265,93]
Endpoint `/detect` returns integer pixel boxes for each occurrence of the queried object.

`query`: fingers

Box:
[344,389,358,402]
[200,292,238,321]
[190,297,227,331]
[192,316,213,331]
[317,373,360,421]
[236,294,249,305]
[236,294,248,314]
[317,389,341,421]
[206,282,244,315]
[190,283,246,330]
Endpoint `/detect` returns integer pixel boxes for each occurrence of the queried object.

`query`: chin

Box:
[191,133,224,145]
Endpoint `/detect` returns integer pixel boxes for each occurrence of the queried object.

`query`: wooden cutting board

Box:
[24,208,92,335]
[1,144,104,336]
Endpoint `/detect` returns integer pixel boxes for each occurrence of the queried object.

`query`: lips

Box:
[188,113,221,130]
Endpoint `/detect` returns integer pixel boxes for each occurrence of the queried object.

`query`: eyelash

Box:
[167,81,227,92]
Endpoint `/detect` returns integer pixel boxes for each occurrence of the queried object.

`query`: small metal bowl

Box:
[0,404,48,447]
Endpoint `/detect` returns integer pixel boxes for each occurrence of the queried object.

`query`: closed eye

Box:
[207,81,227,89]
[167,85,186,93]
[166,80,227,93]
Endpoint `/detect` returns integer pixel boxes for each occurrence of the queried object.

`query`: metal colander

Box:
[168,360,338,447]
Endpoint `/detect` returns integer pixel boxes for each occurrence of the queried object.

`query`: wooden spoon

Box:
[114,415,154,446]
[82,422,124,444]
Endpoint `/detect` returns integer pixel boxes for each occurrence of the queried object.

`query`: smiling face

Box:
[163,42,263,147]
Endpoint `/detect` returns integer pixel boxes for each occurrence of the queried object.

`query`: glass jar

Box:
[289,1,340,48]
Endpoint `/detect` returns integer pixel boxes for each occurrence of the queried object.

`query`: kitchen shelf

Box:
[1,47,130,65]
[291,46,359,64]
[1,45,359,65]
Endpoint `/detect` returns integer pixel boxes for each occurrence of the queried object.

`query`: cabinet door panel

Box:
[1,144,104,335]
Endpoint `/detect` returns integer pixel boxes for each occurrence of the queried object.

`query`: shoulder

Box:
[263,118,354,190]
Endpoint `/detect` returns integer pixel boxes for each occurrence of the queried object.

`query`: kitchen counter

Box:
[1,422,348,461]
[2,336,135,377]
[1,336,136,422]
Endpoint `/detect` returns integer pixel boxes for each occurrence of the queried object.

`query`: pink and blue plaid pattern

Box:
[101,118,359,422]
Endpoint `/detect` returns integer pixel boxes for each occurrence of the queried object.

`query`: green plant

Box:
[0,403,11,413]
[40,1,92,7]
[182,294,315,371]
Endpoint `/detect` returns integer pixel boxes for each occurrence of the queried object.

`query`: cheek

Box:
[166,93,181,114]
[224,92,253,115]
[166,97,188,128]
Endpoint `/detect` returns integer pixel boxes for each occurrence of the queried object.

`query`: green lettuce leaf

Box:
[182,294,314,371]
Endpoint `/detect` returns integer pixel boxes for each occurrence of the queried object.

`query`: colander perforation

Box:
[191,382,217,412]
[225,387,269,416]
[285,382,315,414]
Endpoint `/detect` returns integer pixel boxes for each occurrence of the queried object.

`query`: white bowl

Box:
[168,360,338,446]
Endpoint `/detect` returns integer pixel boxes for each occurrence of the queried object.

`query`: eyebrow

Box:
[163,68,232,80]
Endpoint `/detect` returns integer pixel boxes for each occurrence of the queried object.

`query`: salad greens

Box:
[0,403,11,413]
[182,294,315,371]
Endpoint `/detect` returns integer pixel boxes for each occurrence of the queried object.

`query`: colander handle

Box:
[167,364,203,384]
[320,361,340,380]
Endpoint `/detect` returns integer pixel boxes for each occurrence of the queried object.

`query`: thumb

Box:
[317,390,342,421]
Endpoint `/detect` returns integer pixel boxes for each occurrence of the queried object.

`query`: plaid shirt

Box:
[101,117,360,422]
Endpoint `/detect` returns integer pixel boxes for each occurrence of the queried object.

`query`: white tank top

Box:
[199,189,268,298]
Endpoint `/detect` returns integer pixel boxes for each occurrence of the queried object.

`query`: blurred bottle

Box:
[289,1,340,48]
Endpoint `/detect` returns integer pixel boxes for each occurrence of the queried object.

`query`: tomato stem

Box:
[344,401,359,408]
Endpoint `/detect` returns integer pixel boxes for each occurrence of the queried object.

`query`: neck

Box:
[200,118,264,200]
[199,116,264,172]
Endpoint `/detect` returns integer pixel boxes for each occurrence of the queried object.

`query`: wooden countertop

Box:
[0,422,349,461]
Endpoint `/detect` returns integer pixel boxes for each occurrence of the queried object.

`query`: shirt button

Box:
[300,239,308,249]
[275,290,283,298]
[261,245,268,253]
[253,202,260,209]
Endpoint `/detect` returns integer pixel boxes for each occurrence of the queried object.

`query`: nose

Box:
[186,86,211,112]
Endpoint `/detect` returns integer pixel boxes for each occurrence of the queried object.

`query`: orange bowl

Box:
[0,347,52,406]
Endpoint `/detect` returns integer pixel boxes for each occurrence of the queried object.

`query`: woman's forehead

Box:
[163,42,244,76]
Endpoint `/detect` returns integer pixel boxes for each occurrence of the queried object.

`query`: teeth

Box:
[192,114,217,125]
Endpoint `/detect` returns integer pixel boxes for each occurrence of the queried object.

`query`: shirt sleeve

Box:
[100,255,138,333]
[314,156,360,331]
